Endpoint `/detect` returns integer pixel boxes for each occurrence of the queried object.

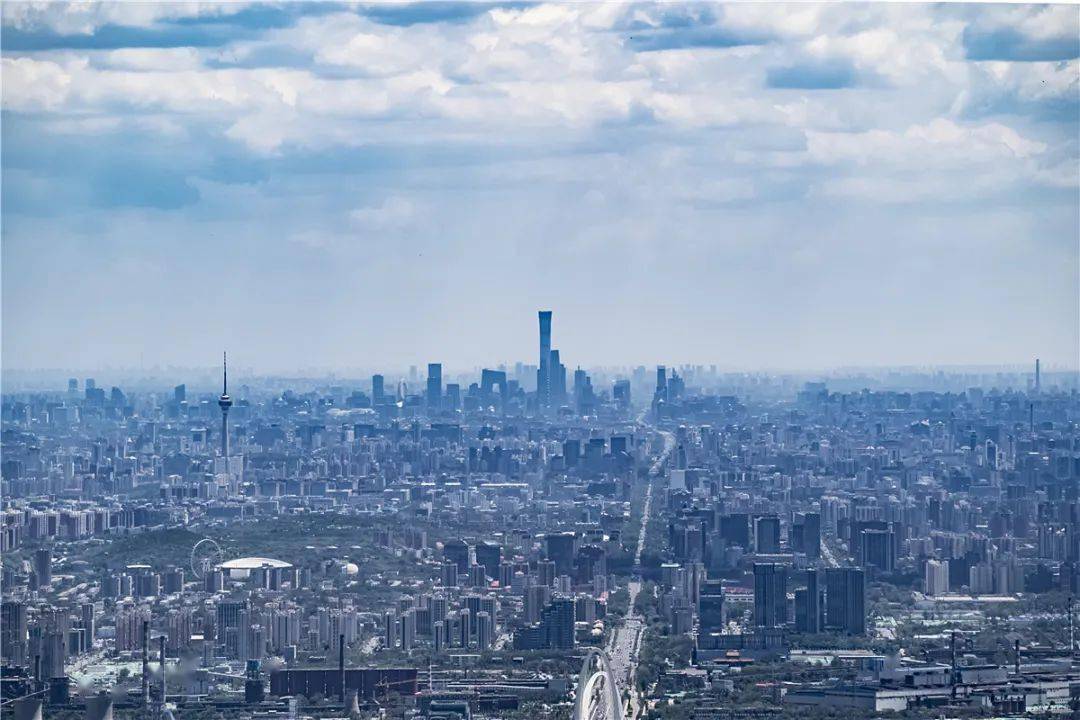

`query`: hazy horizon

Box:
[3,3,1077,372]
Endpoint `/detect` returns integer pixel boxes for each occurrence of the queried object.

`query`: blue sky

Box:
[2,2,1077,374]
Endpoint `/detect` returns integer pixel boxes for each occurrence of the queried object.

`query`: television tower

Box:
[218,352,232,457]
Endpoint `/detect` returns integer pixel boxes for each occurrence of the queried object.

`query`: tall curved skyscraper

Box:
[538,311,552,407]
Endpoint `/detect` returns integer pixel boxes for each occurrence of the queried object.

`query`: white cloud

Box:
[807,119,1047,168]
[349,197,417,232]
[1,1,253,35]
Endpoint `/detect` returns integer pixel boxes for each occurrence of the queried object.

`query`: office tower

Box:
[433,621,444,653]
[860,529,895,572]
[538,310,552,407]
[218,352,232,457]
[371,374,385,405]
[445,383,461,411]
[753,563,788,627]
[721,514,750,549]
[756,516,781,553]
[476,611,492,650]
[549,350,566,406]
[475,541,501,579]
[67,378,78,395]
[34,547,52,587]
[80,603,96,650]
[217,600,247,655]
[698,580,724,632]
[825,567,866,635]
[925,559,949,596]
[803,513,821,559]
[41,629,66,681]
[536,559,556,587]
[1,601,27,663]
[174,384,186,403]
[541,597,576,649]
[795,570,822,633]
[426,363,442,410]
[443,539,471,575]
[480,369,508,409]
[613,380,631,410]
[544,532,576,577]
[440,562,458,587]
[525,584,551,625]
[573,367,594,414]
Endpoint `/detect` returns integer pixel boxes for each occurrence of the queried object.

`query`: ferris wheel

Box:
[191,538,225,579]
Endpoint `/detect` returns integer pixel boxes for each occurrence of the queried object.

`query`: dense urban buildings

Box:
[1,310,1078,719]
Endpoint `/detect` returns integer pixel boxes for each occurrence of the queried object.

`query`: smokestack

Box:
[13,697,43,720]
[339,633,346,704]
[142,621,150,707]
[1014,639,1020,675]
[1035,358,1041,392]
[85,694,114,720]
[159,634,167,710]
[950,631,957,699]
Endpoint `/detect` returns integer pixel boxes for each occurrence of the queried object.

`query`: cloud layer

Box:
[2,2,1077,372]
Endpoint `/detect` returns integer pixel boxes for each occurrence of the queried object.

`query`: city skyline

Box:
[2,2,1077,372]
[3,4,1080,719]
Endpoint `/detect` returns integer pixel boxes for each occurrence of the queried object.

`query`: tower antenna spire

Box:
[218,352,233,458]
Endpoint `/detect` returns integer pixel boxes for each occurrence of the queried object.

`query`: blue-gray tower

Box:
[538,310,552,407]
[218,352,232,457]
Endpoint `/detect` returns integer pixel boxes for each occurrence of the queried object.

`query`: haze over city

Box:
[2,2,1078,373]
[2,4,1080,720]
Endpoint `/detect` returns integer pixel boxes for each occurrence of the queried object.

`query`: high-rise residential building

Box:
[753,563,788,627]
[795,569,822,633]
[426,363,442,410]
[925,559,949,596]
[383,611,396,649]
[400,609,416,651]
[34,547,52,587]
[371,374,385,405]
[825,567,866,635]
[1,601,27,664]
[80,603,96,650]
[458,609,470,648]
[538,310,552,407]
